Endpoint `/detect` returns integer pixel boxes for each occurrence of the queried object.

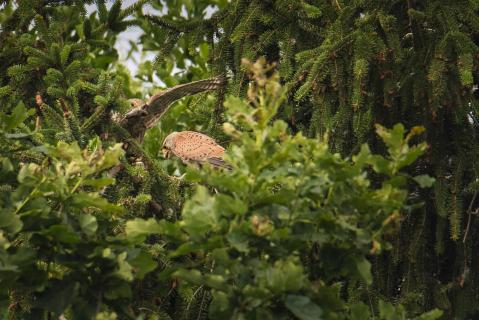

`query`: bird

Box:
[162,131,231,170]
[119,75,227,140]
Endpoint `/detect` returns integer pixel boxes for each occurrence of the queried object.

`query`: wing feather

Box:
[208,157,233,170]
[143,75,227,129]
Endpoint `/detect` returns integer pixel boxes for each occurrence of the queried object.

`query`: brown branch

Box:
[150,200,163,214]
[462,190,477,244]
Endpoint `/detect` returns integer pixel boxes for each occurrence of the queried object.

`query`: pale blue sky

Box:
[86,1,216,83]
[86,1,159,77]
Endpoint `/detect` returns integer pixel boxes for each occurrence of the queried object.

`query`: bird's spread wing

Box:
[171,131,225,162]
[144,75,227,129]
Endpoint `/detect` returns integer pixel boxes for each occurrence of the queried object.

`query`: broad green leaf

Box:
[284,295,323,320]
[226,228,250,253]
[125,218,163,238]
[415,309,443,320]
[173,269,203,286]
[1,158,13,172]
[378,300,406,320]
[368,154,391,175]
[396,143,427,170]
[36,281,77,314]
[4,102,31,131]
[129,252,157,279]
[17,163,40,184]
[199,42,210,60]
[353,144,372,168]
[204,274,228,291]
[378,300,396,320]
[350,302,371,320]
[260,259,305,294]
[355,257,372,285]
[209,291,231,318]
[115,252,133,281]
[83,177,115,188]
[40,225,80,244]
[0,231,10,249]
[171,242,200,257]
[181,186,220,238]
[215,194,248,216]
[97,143,124,170]
[95,311,119,320]
[0,209,22,234]
[78,214,98,236]
[104,282,132,300]
[86,136,102,152]
[406,126,426,141]
[4,133,32,139]
[376,123,404,150]
[413,174,435,188]
[72,193,123,213]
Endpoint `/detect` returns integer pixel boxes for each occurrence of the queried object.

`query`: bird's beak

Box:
[162,149,170,159]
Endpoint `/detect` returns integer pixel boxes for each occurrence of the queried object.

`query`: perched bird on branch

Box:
[162,131,231,170]
[120,75,227,140]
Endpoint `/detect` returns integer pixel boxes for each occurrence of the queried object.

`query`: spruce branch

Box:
[59,98,84,146]
[462,190,477,244]
[110,124,169,182]
[144,15,203,33]
[81,103,108,132]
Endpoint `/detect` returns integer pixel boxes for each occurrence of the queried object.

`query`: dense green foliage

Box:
[0,0,477,319]
[126,60,440,319]
[134,1,479,318]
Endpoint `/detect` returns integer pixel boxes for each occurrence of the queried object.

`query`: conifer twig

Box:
[150,200,163,214]
[461,190,478,287]
[58,98,69,114]
[334,0,342,10]
[462,190,477,244]
[35,93,43,130]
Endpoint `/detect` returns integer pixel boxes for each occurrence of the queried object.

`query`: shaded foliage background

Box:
[0,0,477,319]
[132,1,479,318]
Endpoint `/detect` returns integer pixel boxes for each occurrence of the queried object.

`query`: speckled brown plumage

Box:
[162,131,231,169]
[119,75,227,140]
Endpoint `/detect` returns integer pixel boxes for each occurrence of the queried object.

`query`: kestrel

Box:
[120,75,227,140]
[162,131,231,169]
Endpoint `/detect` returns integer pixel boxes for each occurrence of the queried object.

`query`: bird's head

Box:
[162,132,177,159]
[128,98,147,109]
[121,99,148,127]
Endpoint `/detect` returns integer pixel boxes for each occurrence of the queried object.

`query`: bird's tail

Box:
[208,157,233,171]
